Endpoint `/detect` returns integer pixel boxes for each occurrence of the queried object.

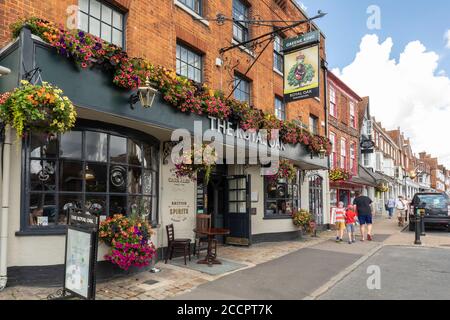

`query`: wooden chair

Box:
[194,214,217,258]
[165,224,191,265]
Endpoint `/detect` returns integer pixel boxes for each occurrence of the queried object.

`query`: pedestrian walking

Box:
[386,197,396,219]
[335,201,346,243]
[395,196,408,227]
[345,205,357,244]
[353,191,374,241]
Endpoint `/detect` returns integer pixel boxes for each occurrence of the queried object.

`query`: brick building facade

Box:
[326,71,365,207]
[0,0,331,285]
[0,0,327,131]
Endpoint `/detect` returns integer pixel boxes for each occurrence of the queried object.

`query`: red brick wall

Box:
[0,0,327,135]
[327,75,360,174]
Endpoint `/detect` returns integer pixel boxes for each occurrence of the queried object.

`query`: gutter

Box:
[0,125,11,290]
[0,65,11,290]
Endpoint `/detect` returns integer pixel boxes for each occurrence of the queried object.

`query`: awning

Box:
[351,166,378,187]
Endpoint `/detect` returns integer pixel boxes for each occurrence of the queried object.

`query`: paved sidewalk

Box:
[2,214,447,300]
[0,234,327,300]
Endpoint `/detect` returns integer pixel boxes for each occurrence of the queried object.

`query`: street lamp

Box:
[318,144,327,159]
[129,76,158,109]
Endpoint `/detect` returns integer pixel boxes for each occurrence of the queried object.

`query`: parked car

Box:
[409,192,450,231]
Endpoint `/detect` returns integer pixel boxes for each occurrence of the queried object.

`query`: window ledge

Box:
[273,68,283,77]
[174,1,209,27]
[231,39,255,57]
[16,228,67,237]
[263,215,293,220]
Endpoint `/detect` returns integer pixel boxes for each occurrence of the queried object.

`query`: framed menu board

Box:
[64,226,96,300]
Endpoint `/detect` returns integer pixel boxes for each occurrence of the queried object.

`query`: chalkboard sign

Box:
[62,211,99,300]
[64,227,95,299]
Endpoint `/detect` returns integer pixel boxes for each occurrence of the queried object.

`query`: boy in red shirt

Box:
[345,205,357,244]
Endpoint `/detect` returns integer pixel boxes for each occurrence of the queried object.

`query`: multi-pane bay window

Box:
[274,96,285,120]
[234,75,251,104]
[24,123,159,231]
[233,0,250,44]
[78,0,124,47]
[178,0,202,15]
[176,43,203,83]
[265,174,299,217]
[273,34,283,73]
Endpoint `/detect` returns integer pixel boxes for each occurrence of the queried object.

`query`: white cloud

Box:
[445,30,450,49]
[333,34,450,167]
[295,0,308,12]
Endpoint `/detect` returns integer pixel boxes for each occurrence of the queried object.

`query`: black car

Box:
[409,192,450,231]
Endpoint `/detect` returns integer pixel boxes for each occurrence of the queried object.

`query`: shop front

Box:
[0,27,329,286]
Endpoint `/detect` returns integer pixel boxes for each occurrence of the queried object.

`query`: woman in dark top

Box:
[353,191,374,241]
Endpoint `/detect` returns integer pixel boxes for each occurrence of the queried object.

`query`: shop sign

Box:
[208,116,286,151]
[169,200,190,222]
[283,31,320,102]
[283,31,320,52]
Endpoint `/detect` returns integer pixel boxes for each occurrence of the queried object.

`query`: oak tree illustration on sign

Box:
[287,54,315,88]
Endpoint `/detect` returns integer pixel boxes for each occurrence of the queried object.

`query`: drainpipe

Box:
[0,125,11,291]
[322,59,330,229]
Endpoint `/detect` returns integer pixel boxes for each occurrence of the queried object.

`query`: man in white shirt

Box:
[395,196,407,227]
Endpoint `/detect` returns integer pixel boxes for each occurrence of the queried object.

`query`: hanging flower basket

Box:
[266,159,297,182]
[376,183,389,193]
[10,17,333,155]
[174,144,219,185]
[0,80,77,139]
[329,168,352,182]
[99,214,156,271]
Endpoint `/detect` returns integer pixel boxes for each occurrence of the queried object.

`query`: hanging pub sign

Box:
[283,31,320,102]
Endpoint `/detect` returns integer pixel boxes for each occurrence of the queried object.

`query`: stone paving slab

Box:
[1,215,447,300]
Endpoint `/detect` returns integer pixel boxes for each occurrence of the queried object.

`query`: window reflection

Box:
[26,128,159,229]
[265,177,299,216]
[85,131,107,162]
[128,139,143,167]
[29,193,56,226]
[30,160,56,191]
[30,133,58,158]
[85,163,107,192]
[110,135,127,163]
[60,131,82,159]
[60,160,83,192]
[59,194,82,225]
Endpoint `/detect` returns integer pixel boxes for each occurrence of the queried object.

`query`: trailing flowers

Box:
[329,168,352,182]
[99,214,156,271]
[0,80,76,139]
[10,17,331,155]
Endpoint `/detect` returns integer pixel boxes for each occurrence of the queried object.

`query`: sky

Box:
[297,0,450,167]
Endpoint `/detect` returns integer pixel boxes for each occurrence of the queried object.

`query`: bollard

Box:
[414,208,422,245]
[420,214,426,236]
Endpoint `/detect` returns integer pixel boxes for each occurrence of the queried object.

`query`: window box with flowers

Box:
[329,168,352,182]
[9,17,332,158]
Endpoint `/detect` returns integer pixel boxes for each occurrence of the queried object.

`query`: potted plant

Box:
[292,209,314,234]
[99,214,156,271]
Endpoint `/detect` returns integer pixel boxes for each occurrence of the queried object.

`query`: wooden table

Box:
[193,228,230,267]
